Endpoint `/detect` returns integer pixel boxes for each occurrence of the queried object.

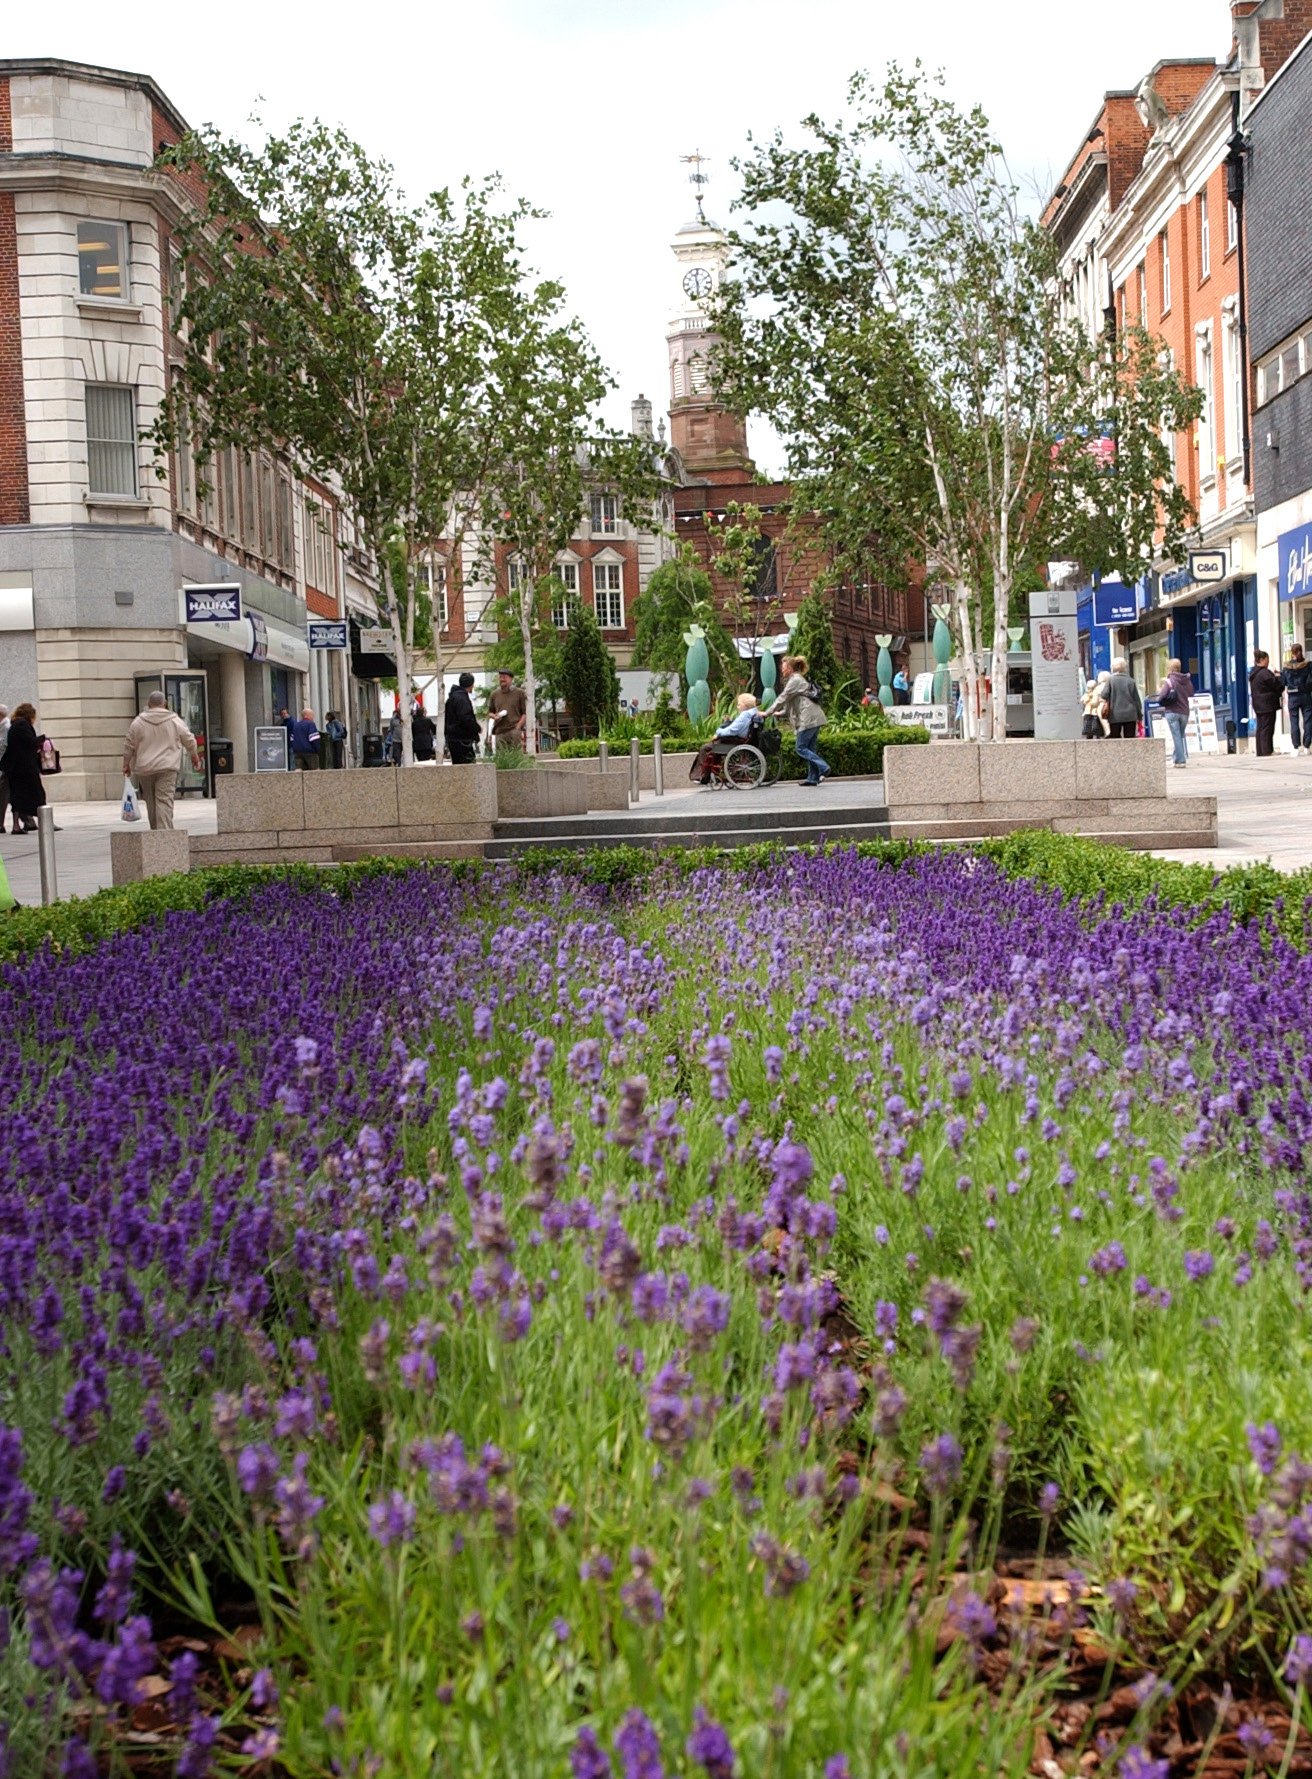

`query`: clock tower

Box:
[667,164,753,483]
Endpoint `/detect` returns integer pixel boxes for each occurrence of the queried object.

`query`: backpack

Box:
[1158,679,1180,711]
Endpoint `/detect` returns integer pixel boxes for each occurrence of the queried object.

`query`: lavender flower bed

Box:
[2,851,1310,1777]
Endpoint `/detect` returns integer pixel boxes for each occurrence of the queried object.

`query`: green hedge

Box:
[6,828,1307,968]
[775,724,930,779]
[0,857,433,966]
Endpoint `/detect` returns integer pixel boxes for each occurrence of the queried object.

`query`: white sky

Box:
[16,0,1231,476]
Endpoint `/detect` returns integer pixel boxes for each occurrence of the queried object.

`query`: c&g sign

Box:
[1279,523,1312,603]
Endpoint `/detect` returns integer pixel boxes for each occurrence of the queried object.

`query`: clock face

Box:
[682,266,714,300]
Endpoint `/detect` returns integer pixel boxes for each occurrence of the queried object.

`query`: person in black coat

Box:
[1249,651,1284,757]
[445,673,481,764]
[0,703,45,830]
[1283,646,1312,753]
[412,704,437,762]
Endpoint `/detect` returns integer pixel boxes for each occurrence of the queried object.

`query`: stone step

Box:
[491,795,887,842]
[485,817,894,859]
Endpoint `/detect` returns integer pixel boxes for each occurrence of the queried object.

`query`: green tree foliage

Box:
[789,591,859,715]
[485,580,568,728]
[151,121,633,765]
[558,603,620,736]
[718,64,1202,739]
[631,547,739,698]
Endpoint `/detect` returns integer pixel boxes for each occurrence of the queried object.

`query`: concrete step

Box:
[486,817,893,859]
[490,795,887,843]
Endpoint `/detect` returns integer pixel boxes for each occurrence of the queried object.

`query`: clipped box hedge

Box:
[774,724,930,778]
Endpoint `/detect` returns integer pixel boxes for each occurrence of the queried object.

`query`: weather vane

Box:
[680,150,710,221]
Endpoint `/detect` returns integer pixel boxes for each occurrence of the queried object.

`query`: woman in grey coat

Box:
[772,655,830,784]
[1106,657,1144,739]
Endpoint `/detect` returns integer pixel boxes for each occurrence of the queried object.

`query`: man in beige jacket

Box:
[123,692,202,829]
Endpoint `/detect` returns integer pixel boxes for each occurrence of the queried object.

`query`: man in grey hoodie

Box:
[123,692,201,829]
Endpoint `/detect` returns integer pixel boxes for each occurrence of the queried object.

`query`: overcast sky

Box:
[18,0,1231,474]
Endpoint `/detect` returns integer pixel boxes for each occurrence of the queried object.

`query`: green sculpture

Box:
[1007,626,1027,653]
[931,603,953,706]
[875,633,894,708]
[684,626,712,726]
[759,645,777,710]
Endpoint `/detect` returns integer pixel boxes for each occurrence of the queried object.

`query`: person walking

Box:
[445,673,481,764]
[1283,645,1312,754]
[1249,650,1284,757]
[324,711,347,770]
[488,669,527,754]
[892,666,911,706]
[0,703,45,833]
[1106,658,1144,739]
[773,654,830,785]
[122,692,202,829]
[385,707,404,764]
[280,707,295,769]
[412,702,437,763]
[289,708,321,771]
[1081,672,1111,740]
[1158,657,1195,768]
[0,705,9,835]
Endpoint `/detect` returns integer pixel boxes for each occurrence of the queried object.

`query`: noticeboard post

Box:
[254,726,289,773]
[1027,589,1082,740]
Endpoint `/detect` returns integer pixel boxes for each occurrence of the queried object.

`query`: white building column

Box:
[218,649,250,773]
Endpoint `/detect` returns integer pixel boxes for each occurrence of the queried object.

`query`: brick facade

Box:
[0,187,28,526]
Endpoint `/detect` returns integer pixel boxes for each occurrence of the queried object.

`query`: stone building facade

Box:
[0,59,380,798]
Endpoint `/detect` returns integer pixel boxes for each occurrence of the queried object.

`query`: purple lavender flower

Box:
[823,1760,852,1779]
[368,1491,417,1549]
[1247,1421,1283,1476]
[686,1707,735,1777]
[919,1433,962,1498]
[175,1714,220,1779]
[1117,1748,1168,1779]
[250,1666,279,1709]
[571,1726,613,1779]
[1285,1634,1312,1688]
[1183,1249,1214,1283]
[614,1708,665,1779]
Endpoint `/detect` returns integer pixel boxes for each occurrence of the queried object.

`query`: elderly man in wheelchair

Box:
[690,694,781,790]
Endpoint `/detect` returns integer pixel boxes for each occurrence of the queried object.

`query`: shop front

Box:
[180,585,310,772]
[1149,562,1255,738]
[1277,519,1312,659]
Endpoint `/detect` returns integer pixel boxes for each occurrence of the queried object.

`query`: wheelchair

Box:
[688,716,784,790]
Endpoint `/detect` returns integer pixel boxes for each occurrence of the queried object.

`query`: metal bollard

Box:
[653,732,664,797]
[598,740,609,775]
[37,805,58,906]
[629,737,641,803]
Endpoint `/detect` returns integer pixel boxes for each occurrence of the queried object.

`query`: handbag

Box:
[38,737,61,776]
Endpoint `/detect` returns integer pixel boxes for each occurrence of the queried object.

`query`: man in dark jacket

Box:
[1249,651,1284,757]
[1283,646,1312,753]
[289,708,321,770]
[445,673,481,764]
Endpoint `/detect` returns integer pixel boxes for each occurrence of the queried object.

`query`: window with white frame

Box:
[1199,191,1210,279]
[303,496,338,596]
[593,561,624,630]
[590,492,619,536]
[415,560,448,627]
[506,558,524,596]
[77,221,128,300]
[1137,262,1147,320]
[1196,327,1215,479]
[1223,309,1242,466]
[1227,197,1239,253]
[1256,329,1312,406]
[1160,228,1171,313]
[551,562,578,628]
[85,385,138,496]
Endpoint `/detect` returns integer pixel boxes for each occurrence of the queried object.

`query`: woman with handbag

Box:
[1081,673,1111,740]
[0,703,46,832]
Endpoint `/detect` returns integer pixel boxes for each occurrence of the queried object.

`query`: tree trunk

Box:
[989,599,1013,744]
[953,578,980,743]
[518,586,538,757]
[381,554,415,768]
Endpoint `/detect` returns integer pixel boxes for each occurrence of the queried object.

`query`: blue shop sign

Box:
[1279,522,1312,602]
[1092,577,1138,626]
[184,584,241,623]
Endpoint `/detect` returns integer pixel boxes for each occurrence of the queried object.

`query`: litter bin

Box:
[210,737,235,775]
[361,731,384,768]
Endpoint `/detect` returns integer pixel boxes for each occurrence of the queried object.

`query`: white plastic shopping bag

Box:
[121,777,142,823]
